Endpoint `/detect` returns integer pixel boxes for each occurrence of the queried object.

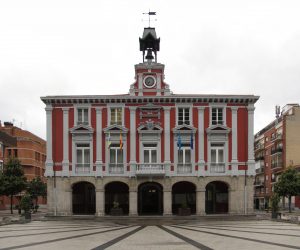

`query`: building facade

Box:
[254,104,300,210]
[0,121,47,209]
[42,27,259,216]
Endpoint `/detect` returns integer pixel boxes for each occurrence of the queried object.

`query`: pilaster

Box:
[95,107,103,177]
[163,107,171,176]
[231,106,239,176]
[197,107,206,176]
[196,189,206,215]
[62,107,70,177]
[96,188,105,216]
[129,190,138,216]
[45,105,54,177]
[129,107,137,176]
[163,190,172,215]
[247,105,256,176]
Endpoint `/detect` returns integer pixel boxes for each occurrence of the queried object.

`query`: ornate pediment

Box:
[103,124,128,134]
[206,124,231,134]
[70,124,94,134]
[138,120,162,133]
[172,124,197,135]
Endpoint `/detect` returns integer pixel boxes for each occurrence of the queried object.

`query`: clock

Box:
[143,75,156,88]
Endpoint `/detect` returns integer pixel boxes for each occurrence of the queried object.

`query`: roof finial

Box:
[142,10,157,27]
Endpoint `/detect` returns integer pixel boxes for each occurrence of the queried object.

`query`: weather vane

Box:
[142,10,157,27]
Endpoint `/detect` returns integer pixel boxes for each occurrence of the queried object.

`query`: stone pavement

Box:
[0,219,300,249]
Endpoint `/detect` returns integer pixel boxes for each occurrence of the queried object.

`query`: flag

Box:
[190,133,194,150]
[149,12,156,15]
[107,133,111,149]
[177,133,182,150]
[119,133,123,150]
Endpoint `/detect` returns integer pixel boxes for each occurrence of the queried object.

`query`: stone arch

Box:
[172,181,196,215]
[72,181,95,215]
[105,181,129,215]
[138,182,163,215]
[205,181,229,214]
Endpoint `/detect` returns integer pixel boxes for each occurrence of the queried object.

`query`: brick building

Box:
[0,122,46,209]
[41,27,259,216]
[254,104,300,210]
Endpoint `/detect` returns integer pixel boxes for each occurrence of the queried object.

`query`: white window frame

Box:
[109,146,123,164]
[210,104,226,126]
[108,104,125,126]
[75,144,91,173]
[74,104,91,126]
[176,104,192,126]
[143,146,157,164]
[178,147,192,164]
[210,145,224,164]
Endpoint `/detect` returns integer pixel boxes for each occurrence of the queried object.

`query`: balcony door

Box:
[144,145,157,165]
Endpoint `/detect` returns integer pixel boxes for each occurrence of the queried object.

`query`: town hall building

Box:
[41,27,259,216]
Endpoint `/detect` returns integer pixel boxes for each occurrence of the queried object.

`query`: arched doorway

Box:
[205,181,229,214]
[138,182,163,215]
[72,182,95,215]
[105,182,129,215]
[172,181,196,215]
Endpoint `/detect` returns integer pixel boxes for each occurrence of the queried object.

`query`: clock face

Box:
[143,75,156,88]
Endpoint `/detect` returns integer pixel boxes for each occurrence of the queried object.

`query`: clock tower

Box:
[129,27,170,96]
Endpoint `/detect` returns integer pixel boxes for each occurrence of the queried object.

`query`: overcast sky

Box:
[0,0,299,140]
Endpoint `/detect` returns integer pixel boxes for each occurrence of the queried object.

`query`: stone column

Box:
[196,189,206,215]
[45,105,54,177]
[231,107,239,176]
[163,107,171,175]
[65,188,72,215]
[96,188,105,216]
[129,107,137,176]
[95,107,103,177]
[197,107,205,176]
[163,190,172,215]
[247,105,256,176]
[129,190,138,216]
[62,107,70,177]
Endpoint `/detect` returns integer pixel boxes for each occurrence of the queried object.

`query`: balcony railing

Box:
[271,133,283,142]
[256,167,265,174]
[271,147,283,155]
[109,163,124,174]
[271,162,283,169]
[177,163,192,174]
[255,143,264,151]
[210,163,225,173]
[255,155,264,161]
[254,180,264,186]
[75,163,90,173]
[136,163,165,176]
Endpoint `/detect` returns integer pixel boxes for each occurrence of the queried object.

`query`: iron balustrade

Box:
[109,163,124,174]
[75,163,90,173]
[136,163,165,175]
[177,163,192,174]
[210,163,225,173]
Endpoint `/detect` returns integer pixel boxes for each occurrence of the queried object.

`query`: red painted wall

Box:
[237,107,248,169]
[53,108,63,171]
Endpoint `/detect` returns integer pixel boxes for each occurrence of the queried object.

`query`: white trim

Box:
[107,103,125,127]
[175,103,193,126]
[143,75,157,88]
[74,104,91,126]
[45,105,53,177]
[209,103,227,126]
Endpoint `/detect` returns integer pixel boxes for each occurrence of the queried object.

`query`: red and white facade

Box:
[42,28,259,216]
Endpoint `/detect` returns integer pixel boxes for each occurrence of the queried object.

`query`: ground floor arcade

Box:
[47,176,254,216]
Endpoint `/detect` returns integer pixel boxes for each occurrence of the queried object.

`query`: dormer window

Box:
[178,108,190,125]
[211,107,224,125]
[110,108,123,125]
[77,108,89,125]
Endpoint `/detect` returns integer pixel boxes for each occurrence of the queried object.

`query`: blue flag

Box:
[177,133,182,150]
[190,133,194,150]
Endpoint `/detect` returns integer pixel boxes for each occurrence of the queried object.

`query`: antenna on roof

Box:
[142,10,157,27]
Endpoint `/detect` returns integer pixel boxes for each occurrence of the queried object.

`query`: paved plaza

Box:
[0,219,300,249]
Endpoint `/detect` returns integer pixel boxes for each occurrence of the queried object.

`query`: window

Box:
[211,144,224,164]
[77,108,89,125]
[110,108,123,125]
[110,146,123,165]
[211,108,224,125]
[178,147,191,165]
[144,145,157,164]
[14,149,18,158]
[178,108,190,125]
[8,149,11,157]
[0,160,3,172]
[76,144,90,173]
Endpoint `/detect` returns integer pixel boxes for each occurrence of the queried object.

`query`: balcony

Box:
[109,163,124,174]
[210,163,225,173]
[271,162,283,169]
[75,163,90,173]
[255,155,264,161]
[256,167,265,174]
[271,146,283,155]
[254,180,264,186]
[177,163,192,174]
[271,133,283,142]
[136,163,165,176]
[255,143,264,151]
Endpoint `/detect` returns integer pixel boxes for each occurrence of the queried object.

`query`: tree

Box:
[274,167,300,213]
[0,158,27,214]
[27,177,47,212]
